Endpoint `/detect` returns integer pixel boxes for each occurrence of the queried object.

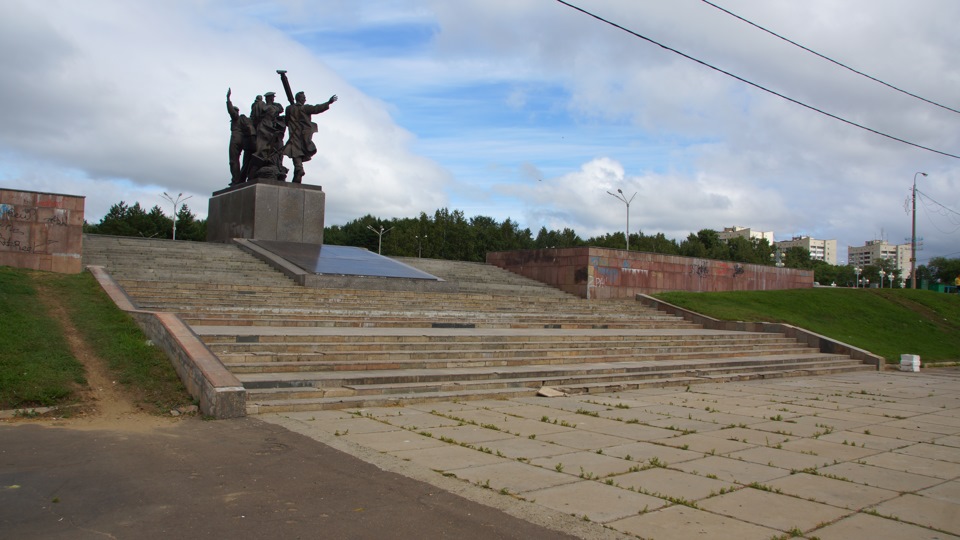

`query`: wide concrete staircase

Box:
[83,234,873,414]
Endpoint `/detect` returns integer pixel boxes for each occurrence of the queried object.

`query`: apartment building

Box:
[847,240,912,277]
[775,235,838,265]
[716,226,774,243]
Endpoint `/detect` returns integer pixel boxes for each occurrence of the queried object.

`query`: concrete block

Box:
[207,180,324,244]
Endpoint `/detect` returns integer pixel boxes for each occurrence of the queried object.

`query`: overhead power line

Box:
[554,0,960,160]
[701,0,960,116]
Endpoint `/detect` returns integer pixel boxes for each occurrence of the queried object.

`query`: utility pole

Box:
[910,172,927,289]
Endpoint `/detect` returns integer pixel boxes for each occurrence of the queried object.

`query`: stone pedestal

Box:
[206,180,325,244]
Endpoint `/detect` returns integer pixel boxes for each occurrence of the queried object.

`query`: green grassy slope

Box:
[654,288,960,363]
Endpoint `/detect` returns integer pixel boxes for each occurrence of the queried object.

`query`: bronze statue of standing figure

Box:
[278,69,337,184]
[225,70,336,186]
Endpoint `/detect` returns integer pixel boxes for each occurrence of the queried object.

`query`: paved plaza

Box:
[264,369,960,539]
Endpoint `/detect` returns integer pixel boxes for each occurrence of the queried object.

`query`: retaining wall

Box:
[487,247,813,299]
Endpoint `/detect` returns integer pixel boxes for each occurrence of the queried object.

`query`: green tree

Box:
[927,257,960,284]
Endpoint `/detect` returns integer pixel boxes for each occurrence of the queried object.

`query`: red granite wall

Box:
[487,247,813,299]
[0,188,85,274]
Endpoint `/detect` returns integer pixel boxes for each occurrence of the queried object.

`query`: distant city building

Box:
[775,236,837,265]
[847,240,912,278]
[716,226,774,243]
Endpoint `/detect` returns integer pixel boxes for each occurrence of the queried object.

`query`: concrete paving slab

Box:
[812,512,960,540]
[817,409,899,426]
[655,432,756,455]
[602,441,704,466]
[785,412,879,432]
[406,401,482,414]
[643,416,727,433]
[389,443,508,471]
[935,434,960,448]
[477,435,576,460]
[427,425,518,445]
[447,461,579,494]
[278,415,397,435]
[882,418,960,435]
[613,467,736,501]
[861,424,942,442]
[918,480,960,505]
[912,413,960,428]
[859,451,960,479]
[778,437,883,462]
[489,416,581,436]
[894,442,960,463]
[524,480,667,523]
[606,504,780,540]
[342,429,447,452]
[872,493,960,535]
[536,429,636,451]
[531,451,637,479]
[748,419,833,438]
[671,455,790,485]
[367,411,463,430]
[817,461,944,492]
[699,426,791,446]
[568,419,679,441]
[848,403,946,416]
[818,430,916,451]
[697,486,852,533]
[725,446,828,471]
[765,471,899,509]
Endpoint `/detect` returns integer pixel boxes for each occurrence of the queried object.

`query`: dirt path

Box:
[18,276,175,431]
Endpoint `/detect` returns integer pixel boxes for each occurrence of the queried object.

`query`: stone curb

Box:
[86,265,246,418]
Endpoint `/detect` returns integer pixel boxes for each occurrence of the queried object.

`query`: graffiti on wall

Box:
[0,203,63,254]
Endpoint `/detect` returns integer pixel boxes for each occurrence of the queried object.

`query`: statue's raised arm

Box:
[277,69,295,106]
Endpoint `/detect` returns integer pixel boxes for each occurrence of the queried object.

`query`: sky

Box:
[2,0,959,265]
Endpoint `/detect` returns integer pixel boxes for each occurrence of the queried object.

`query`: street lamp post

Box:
[879,269,886,288]
[416,234,427,258]
[606,188,637,251]
[853,266,861,288]
[160,192,193,240]
[911,172,927,289]
[366,224,393,255]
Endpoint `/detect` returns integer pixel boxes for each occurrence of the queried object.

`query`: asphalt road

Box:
[0,417,575,539]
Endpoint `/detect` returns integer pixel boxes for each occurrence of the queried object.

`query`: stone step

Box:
[179,316,697,330]
[225,347,821,374]
[209,335,801,354]
[243,360,872,414]
[217,343,814,367]
[236,353,853,389]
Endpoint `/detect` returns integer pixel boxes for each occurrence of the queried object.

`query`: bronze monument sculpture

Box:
[226,70,337,185]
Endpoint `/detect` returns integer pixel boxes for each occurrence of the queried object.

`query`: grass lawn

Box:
[0,267,85,407]
[654,288,960,363]
[0,267,189,411]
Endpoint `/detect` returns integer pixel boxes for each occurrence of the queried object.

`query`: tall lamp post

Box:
[911,172,927,289]
[606,188,637,251]
[853,266,861,288]
[161,192,193,240]
[879,269,886,288]
[367,224,393,255]
[416,234,427,258]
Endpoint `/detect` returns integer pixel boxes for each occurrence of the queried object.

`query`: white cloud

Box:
[1,0,958,263]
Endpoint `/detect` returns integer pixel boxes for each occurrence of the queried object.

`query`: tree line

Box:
[83,201,206,241]
[85,201,959,287]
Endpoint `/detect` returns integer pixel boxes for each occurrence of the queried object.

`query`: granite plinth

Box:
[206,180,324,244]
